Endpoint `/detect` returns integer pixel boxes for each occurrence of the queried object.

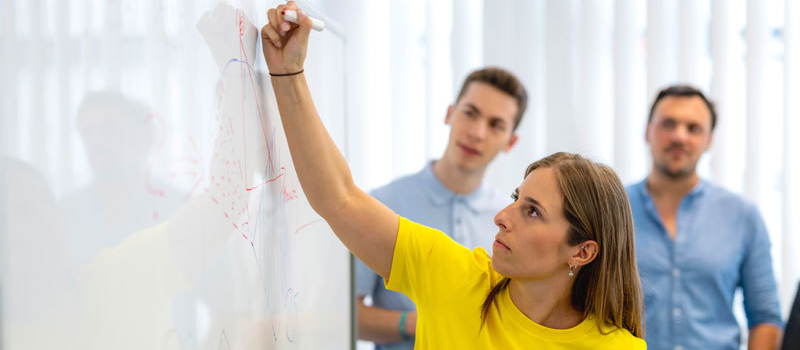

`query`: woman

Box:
[261,3,645,348]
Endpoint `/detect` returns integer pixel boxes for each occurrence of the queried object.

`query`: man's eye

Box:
[491,122,505,131]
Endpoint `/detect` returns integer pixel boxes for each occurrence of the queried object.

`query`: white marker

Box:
[283,10,325,32]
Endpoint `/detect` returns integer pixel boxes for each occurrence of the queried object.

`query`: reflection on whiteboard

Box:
[0,1,349,349]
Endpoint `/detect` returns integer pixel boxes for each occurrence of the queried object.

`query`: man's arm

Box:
[741,205,784,350]
[357,296,416,343]
[747,324,782,350]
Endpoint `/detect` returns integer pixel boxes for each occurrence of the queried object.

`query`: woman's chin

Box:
[490,256,510,276]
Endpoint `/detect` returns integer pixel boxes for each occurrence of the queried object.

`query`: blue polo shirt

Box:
[627,179,783,350]
[355,161,508,350]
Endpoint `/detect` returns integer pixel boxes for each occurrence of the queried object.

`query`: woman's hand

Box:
[261,1,313,74]
[264,1,399,282]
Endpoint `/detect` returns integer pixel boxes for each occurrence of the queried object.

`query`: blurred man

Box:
[627,85,783,350]
[60,91,183,268]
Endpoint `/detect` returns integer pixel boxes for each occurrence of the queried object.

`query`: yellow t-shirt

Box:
[385,216,647,349]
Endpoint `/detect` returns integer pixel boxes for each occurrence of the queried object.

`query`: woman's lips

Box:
[493,238,510,251]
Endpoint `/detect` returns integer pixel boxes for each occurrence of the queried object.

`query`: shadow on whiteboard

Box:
[1,1,349,349]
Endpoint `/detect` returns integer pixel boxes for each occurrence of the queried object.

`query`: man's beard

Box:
[654,159,696,180]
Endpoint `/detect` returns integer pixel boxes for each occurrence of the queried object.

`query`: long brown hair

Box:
[480,152,644,338]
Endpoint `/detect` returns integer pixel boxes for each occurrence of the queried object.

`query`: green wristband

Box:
[398,311,411,341]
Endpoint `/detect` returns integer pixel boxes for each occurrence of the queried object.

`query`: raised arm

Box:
[261,2,397,279]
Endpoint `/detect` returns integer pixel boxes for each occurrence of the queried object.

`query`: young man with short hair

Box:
[355,67,527,350]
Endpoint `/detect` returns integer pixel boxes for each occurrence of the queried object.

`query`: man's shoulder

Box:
[624,180,647,211]
[624,179,646,194]
[369,169,427,201]
[475,185,511,212]
[700,180,758,212]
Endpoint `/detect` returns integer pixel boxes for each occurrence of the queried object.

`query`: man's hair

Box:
[648,85,717,131]
[455,67,528,131]
[481,152,645,339]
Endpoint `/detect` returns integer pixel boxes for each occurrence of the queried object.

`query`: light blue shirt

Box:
[627,179,783,350]
[355,161,508,350]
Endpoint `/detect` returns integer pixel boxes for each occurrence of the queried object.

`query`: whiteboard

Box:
[0,1,351,349]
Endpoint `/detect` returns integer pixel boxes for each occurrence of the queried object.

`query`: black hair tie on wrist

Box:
[269,69,304,77]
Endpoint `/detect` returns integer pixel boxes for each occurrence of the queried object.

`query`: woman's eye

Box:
[527,206,539,218]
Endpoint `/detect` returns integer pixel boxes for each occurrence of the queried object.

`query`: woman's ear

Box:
[573,240,599,266]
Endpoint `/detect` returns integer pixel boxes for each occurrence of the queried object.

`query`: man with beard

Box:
[626,85,783,350]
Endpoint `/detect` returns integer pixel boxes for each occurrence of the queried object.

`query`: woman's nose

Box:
[494,204,513,231]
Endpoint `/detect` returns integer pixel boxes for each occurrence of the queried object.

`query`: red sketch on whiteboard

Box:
[144,113,205,206]
[196,4,320,344]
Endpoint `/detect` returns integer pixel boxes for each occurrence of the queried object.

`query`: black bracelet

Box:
[269,69,304,77]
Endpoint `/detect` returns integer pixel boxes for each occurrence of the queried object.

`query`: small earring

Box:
[568,263,575,278]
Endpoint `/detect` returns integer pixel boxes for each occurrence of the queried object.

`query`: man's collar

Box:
[422,162,453,206]
[422,161,488,213]
[636,176,708,199]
